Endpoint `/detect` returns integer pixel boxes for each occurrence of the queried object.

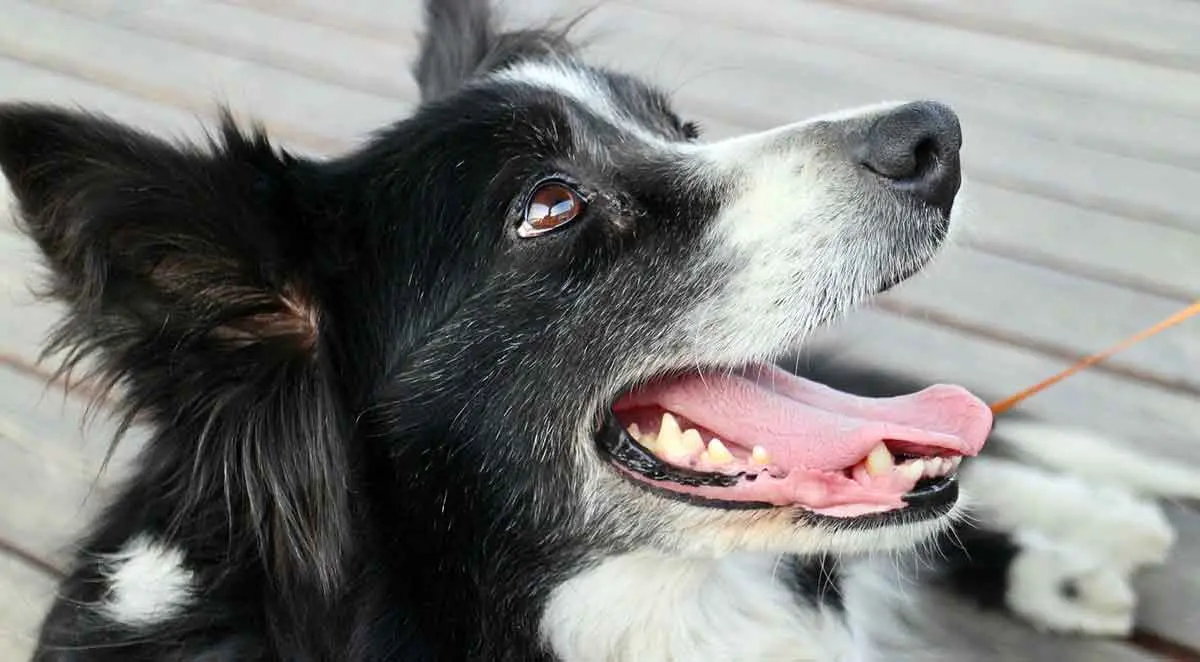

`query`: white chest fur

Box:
[540,551,856,662]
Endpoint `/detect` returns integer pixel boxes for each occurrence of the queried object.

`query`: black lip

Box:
[597,409,961,525]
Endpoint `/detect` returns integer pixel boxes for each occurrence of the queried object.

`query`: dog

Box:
[0,1,1191,659]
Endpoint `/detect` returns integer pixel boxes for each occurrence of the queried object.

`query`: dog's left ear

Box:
[0,104,354,605]
[414,0,576,101]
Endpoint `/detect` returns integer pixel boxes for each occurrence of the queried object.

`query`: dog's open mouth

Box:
[598,363,992,518]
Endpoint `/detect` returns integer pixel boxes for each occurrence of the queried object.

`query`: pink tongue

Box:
[613,364,992,471]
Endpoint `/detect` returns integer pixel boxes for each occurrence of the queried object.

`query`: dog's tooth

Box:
[926,458,944,477]
[659,413,682,442]
[640,432,659,452]
[899,460,925,481]
[681,428,705,454]
[864,443,894,476]
[658,413,688,458]
[751,446,771,466]
[947,456,963,471]
[626,423,642,440]
[706,439,734,465]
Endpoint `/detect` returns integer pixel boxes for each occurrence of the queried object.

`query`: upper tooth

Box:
[660,412,682,440]
[865,443,894,476]
[639,432,659,451]
[751,446,771,465]
[705,439,734,465]
[658,413,687,458]
[924,458,942,477]
[626,423,641,440]
[947,456,962,470]
[681,428,705,454]
[899,460,925,481]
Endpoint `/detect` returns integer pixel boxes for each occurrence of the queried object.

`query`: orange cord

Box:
[989,298,1200,415]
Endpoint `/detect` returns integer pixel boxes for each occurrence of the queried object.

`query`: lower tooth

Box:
[706,439,734,465]
[899,460,924,481]
[751,446,771,466]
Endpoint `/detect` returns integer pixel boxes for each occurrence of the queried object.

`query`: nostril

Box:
[911,136,939,179]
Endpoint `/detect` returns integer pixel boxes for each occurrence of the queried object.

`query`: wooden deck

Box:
[1,0,1198,659]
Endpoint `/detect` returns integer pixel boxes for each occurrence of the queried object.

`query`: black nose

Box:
[858,101,962,215]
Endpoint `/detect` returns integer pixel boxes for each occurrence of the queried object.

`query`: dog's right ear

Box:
[0,103,356,617]
[414,0,576,101]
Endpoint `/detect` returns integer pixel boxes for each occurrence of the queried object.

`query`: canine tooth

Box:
[660,413,682,442]
[947,456,962,470]
[658,413,687,457]
[706,439,734,465]
[899,460,925,481]
[865,443,894,476]
[681,428,705,454]
[626,423,642,440]
[751,446,771,465]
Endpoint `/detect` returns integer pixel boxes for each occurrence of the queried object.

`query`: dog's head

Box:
[0,0,990,609]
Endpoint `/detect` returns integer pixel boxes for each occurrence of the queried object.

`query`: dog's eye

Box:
[517,182,586,238]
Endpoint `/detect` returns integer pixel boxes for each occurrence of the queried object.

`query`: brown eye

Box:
[517,182,586,238]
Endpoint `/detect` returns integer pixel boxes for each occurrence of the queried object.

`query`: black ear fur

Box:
[414,0,580,101]
[0,103,354,601]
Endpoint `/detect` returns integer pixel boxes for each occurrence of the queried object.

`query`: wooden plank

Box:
[599,0,1200,117]
[0,0,408,152]
[0,55,207,142]
[951,184,1200,302]
[881,247,1200,392]
[0,365,142,570]
[0,226,61,366]
[822,0,1200,72]
[223,0,426,45]
[0,553,56,662]
[802,308,1200,466]
[1137,504,1200,649]
[39,0,421,100]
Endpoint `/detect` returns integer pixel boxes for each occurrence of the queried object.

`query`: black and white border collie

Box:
[1,1,1194,660]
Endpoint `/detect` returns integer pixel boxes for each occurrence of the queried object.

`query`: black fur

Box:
[1,2,1023,660]
[790,556,846,613]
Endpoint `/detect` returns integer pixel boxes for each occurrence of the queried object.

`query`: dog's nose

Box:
[857,101,962,215]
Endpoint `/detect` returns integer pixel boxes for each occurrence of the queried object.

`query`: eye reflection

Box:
[518,182,586,238]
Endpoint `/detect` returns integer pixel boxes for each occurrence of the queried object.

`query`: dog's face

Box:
[374,34,992,557]
[0,0,992,602]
